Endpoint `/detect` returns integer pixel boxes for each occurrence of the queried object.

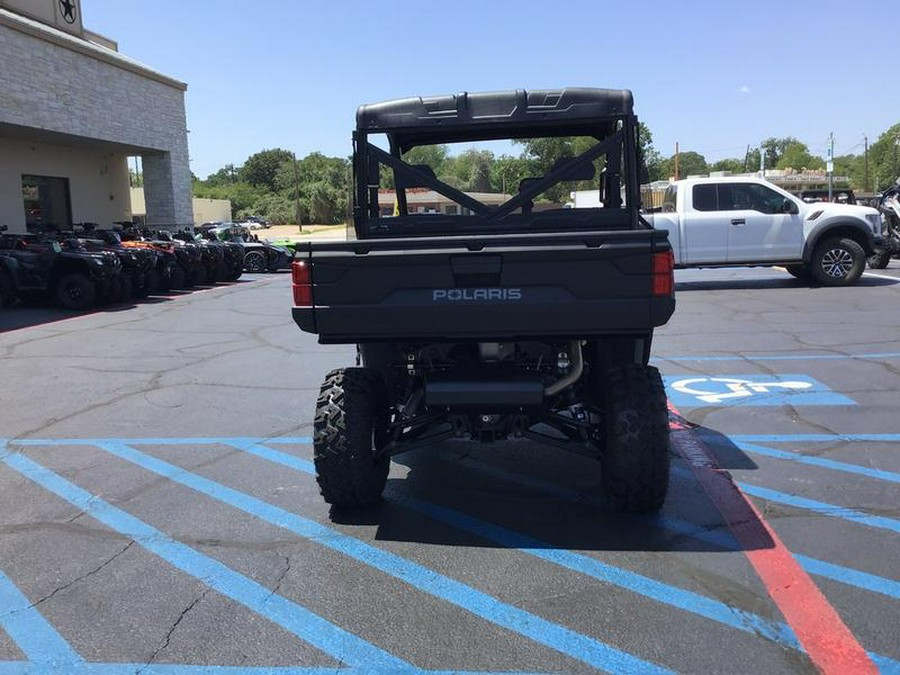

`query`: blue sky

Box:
[83,0,898,179]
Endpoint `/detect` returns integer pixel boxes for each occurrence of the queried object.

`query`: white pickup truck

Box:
[646,177,883,286]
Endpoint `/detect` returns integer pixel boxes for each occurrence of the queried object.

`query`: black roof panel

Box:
[356,88,633,147]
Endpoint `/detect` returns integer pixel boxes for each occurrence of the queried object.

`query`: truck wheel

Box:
[244,250,267,273]
[810,237,866,286]
[784,264,812,281]
[56,273,96,311]
[600,364,670,514]
[867,249,891,269]
[313,368,390,507]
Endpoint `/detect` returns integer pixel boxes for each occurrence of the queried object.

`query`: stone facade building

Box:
[0,0,192,232]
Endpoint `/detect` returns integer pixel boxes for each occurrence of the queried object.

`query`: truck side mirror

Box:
[783,199,799,215]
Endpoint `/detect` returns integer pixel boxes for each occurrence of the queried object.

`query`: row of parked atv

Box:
[0,223,292,311]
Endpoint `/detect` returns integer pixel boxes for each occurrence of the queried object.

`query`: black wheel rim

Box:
[65,282,83,302]
[246,252,265,272]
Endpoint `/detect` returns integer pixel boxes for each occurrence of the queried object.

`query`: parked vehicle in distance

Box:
[201,223,292,272]
[867,182,900,268]
[644,177,882,286]
[796,188,856,205]
[0,229,120,310]
[240,216,270,230]
[292,87,676,513]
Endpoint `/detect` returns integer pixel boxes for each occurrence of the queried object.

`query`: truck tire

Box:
[313,368,390,507]
[810,237,865,286]
[56,273,96,311]
[867,249,891,269]
[784,264,812,281]
[600,364,670,513]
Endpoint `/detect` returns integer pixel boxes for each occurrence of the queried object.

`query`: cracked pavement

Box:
[0,266,898,672]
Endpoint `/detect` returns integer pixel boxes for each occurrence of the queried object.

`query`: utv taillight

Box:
[652,250,674,297]
[292,260,312,306]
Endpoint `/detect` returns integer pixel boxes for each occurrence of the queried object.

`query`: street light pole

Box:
[827,132,834,201]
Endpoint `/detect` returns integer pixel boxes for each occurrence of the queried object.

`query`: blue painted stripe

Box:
[736,482,900,535]
[873,654,900,675]
[0,452,410,672]
[732,441,900,484]
[655,351,900,362]
[444,450,900,601]
[0,663,550,675]
[729,434,900,443]
[219,442,798,649]
[794,556,900,601]
[669,463,900,535]
[74,440,671,675]
[0,571,83,668]
[0,664,346,674]
[388,490,800,648]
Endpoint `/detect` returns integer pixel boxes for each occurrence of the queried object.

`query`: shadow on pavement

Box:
[329,428,768,554]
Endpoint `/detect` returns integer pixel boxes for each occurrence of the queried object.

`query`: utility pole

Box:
[827,132,834,201]
[292,152,303,232]
[674,142,680,181]
[759,143,765,177]
[864,134,869,194]
[894,135,899,182]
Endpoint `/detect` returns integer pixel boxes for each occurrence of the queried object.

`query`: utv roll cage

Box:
[352,88,645,239]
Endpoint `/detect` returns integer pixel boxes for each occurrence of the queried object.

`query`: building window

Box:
[22,175,72,231]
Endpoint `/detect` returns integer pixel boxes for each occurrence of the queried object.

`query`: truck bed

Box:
[292,230,674,344]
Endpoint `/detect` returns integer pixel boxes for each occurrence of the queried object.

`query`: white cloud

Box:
[739,85,751,94]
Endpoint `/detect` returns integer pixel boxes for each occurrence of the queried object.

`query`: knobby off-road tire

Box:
[810,236,866,286]
[313,368,390,507]
[55,273,96,311]
[600,364,670,514]
[867,249,891,270]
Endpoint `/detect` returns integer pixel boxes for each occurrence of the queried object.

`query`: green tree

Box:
[240,148,295,191]
[660,151,708,179]
[760,137,801,169]
[638,122,664,182]
[445,149,494,192]
[709,158,745,174]
[491,155,534,195]
[515,136,599,202]
[403,145,450,175]
[775,142,824,171]
[205,164,240,186]
[869,123,900,191]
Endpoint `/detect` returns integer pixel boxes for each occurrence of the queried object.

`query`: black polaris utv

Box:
[0,227,119,310]
[292,88,676,513]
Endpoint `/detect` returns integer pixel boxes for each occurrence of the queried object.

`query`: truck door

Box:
[682,183,729,264]
[721,183,803,262]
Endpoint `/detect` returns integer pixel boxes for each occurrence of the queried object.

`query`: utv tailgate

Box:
[293,230,674,343]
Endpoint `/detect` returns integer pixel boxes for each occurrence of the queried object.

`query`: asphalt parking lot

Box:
[1,264,899,674]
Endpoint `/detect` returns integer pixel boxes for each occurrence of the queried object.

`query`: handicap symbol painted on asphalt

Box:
[664,374,856,407]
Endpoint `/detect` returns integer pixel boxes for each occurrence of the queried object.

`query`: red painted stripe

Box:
[668,404,877,674]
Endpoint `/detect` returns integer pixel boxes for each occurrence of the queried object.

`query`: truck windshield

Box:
[355,123,639,238]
